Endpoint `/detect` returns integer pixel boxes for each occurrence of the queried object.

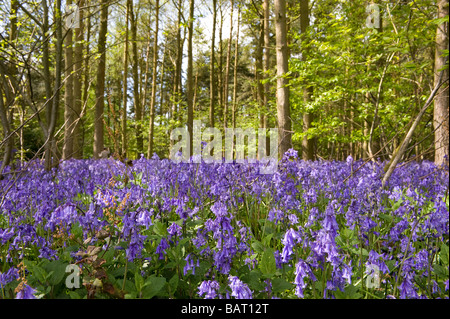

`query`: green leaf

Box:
[135,272,145,293]
[440,243,449,266]
[142,276,166,299]
[433,264,449,279]
[169,274,179,292]
[43,260,68,286]
[241,269,265,292]
[271,278,293,294]
[153,221,168,237]
[251,240,265,254]
[260,247,276,277]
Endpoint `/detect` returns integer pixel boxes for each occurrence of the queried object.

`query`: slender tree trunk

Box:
[0,85,12,177]
[256,12,265,131]
[121,0,130,158]
[274,0,291,158]
[218,4,224,125]
[187,0,195,156]
[45,0,63,170]
[210,0,217,128]
[0,0,19,172]
[172,0,183,123]
[83,1,91,111]
[300,0,314,160]
[63,0,74,160]
[223,0,234,131]
[73,0,84,158]
[232,5,240,131]
[147,0,159,158]
[263,0,270,155]
[434,0,449,167]
[130,1,142,156]
[93,0,109,159]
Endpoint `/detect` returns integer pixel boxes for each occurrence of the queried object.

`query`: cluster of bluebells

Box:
[0,151,448,299]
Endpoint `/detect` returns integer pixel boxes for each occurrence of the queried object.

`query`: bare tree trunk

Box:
[130,1,142,156]
[93,0,109,159]
[63,0,74,160]
[300,0,314,160]
[434,0,449,167]
[256,12,265,132]
[223,0,234,131]
[121,0,130,158]
[232,5,240,131]
[73,0,84,158]
[172,0,183,123]
[45,0,63,170]
[147,0,159,158]
[187,0,195,156]
[274,0,291,158]
[210,0,217,128]
[263,0,270,156]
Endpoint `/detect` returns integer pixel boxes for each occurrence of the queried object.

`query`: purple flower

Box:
[228,275,252,299]
[137,209,153,228]
[156,238,170,260]
[15,283,37,299]
[294,259,316,298]
[281,228,302,263]
[198,280,220,299]
[167,223,182,239]
[0,267,19,286]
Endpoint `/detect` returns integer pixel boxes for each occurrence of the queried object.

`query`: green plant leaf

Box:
[260,247,276,277]
[142,276,166,299]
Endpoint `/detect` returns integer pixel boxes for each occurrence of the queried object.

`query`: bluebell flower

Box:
[156,238,170,260]
[198,280,220,299]
[294,259,316,298]
[228,275,252,299]
[281,228,301,263]
[15,283,37,299]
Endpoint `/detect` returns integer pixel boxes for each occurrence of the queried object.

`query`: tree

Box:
[63,0,75,160]
[210,0,217,128]
[433,0,449,167]
[73,0,84,158]
[45,0,63,170]
[187,0,195,156]
[274,0,291,157]
[300,0,314,160]
[130,0,142,156]
[93,0,109,159]
[121,0,130,158]
[147,0,160,158]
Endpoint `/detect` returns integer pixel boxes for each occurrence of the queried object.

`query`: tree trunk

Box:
[93,0,109,159]
[434,0,449,167]
[263,0,271,156]
[44,0,63,170]
[63,0,74,160]
[187,0,195,157]
[130,1,142,156]
[121,0,130,158]
[73,0,84,158]
[147,0,159,158]
[274,0,291,158]
[232,5,240,130]
[210,0,217,128]
[300,0,314,160]
[223,0,234,131]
